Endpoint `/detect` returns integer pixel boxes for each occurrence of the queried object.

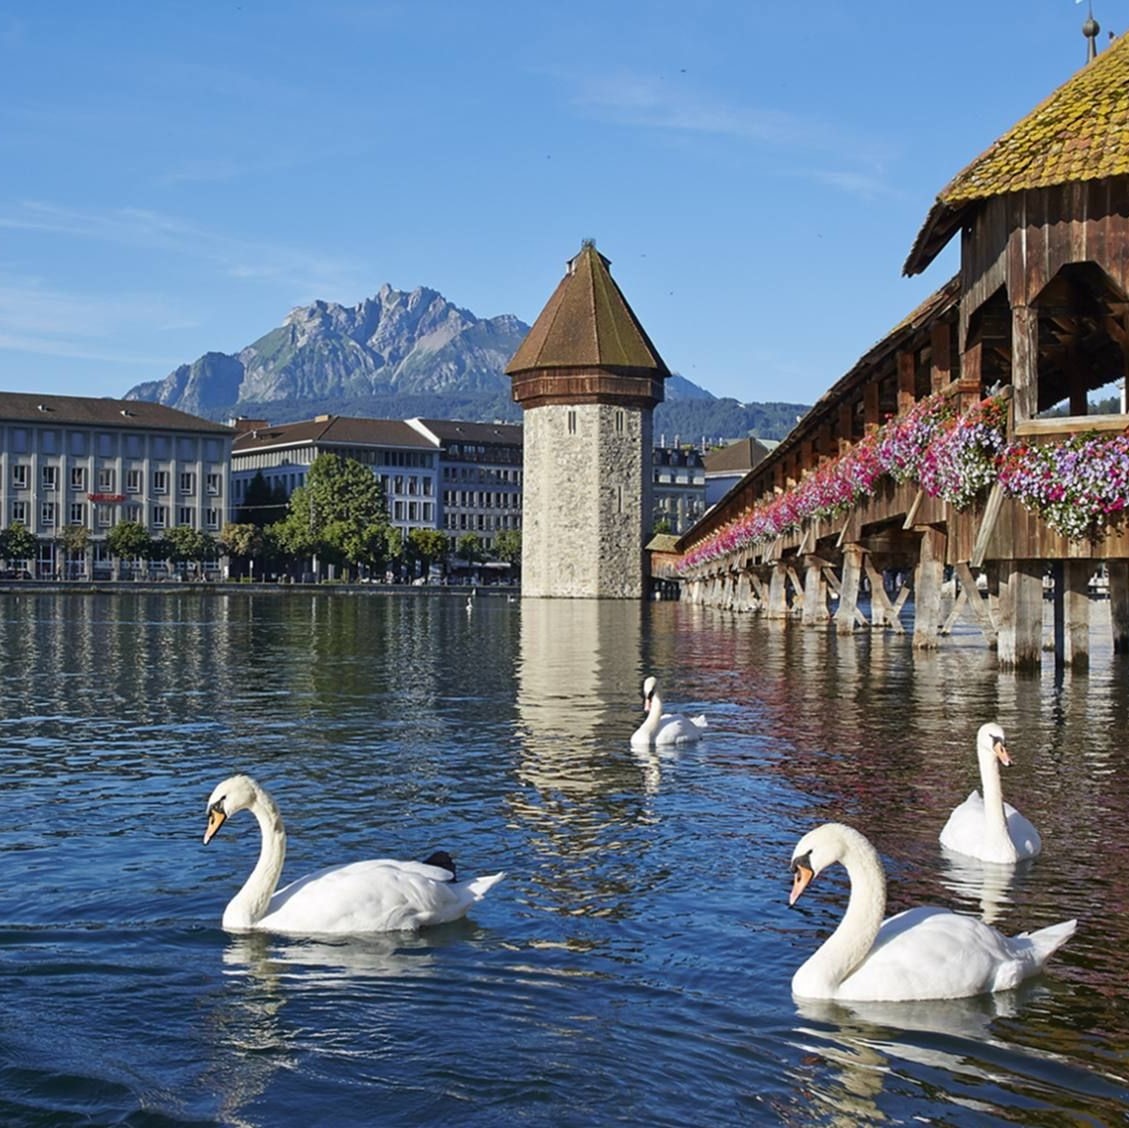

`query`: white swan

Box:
[939,722,1042,863]
[788,822,1075,1001]
[203,774,504,934]
[629,675,708,746]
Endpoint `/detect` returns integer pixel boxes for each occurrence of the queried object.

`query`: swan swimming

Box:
[630,675,707,747]
[788,822,1075,1002]
[939,722,1042,864]
[203,774,504,934]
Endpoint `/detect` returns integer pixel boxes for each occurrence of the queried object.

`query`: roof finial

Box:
[1082,1,1100,62]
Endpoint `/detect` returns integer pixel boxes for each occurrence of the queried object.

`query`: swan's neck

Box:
[792,835,886,997]
[223,790,286,930]
[978,749,1013,853]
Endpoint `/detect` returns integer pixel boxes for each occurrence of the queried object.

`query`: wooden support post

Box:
[749,571,767,613]
[896,349,916,415]
[767,564,789,620]
[802,555,830,625]
[930,321,951,393]
[835,545,865,634]
[837,401,854,455]
[954,561,998,644]
[1012,305,1039,424]
[913,526,945,649]
[863,557,906,633]
[997,559,1043,669]
[941,588,968,635]
[785,564,805,616]
[1063,559,1090,670]
[863,381,881,433]
[1110,561,1129,654]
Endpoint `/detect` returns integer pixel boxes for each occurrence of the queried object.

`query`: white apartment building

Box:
[652,446,706,535]
[230,415,440,539]
[0,391,234,578]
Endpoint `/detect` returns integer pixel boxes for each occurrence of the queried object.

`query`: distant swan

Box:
[630,675,707,746]
[203,774,504,934]
[940,722,1042,864]
[788,822,1075,1002]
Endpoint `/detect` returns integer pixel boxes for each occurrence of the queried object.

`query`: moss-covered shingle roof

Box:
[905,32,1129,275]
[506,242,670,376]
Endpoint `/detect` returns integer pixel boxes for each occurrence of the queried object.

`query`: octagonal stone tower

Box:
[507,241,669,599]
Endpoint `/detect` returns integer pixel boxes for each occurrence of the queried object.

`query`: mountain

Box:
[125,285,808,441]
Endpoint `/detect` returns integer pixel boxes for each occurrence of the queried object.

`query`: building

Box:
[406,418,522,550]
[702,437,776,508]
[652,445,705,534]
[0,391,234,578]
[507,242,669,599]
[230,415,440,540]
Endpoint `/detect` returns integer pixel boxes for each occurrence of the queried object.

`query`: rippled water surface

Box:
[1,591,1127,1126]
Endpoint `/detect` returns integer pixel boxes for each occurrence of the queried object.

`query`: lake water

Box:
[0,591,1126,1126]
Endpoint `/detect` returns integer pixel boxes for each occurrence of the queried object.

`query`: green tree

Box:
[107,520,153,579]
[237,470,288,526]
[456,532,485,564]
[59,524,90,579]
[492,529,522,567]
[163,526,217,578]
[276,454,389,579]
[218,521,262,579]
[408,528,450,580]
[0,522,37,572]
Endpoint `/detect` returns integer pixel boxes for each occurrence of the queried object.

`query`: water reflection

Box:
[938,847,1026,925]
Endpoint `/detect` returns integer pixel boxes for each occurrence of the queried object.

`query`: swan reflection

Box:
[938,846,1027,926]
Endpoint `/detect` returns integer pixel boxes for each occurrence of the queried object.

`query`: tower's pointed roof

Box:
[506,241,670,376]
[905,32,1129,276]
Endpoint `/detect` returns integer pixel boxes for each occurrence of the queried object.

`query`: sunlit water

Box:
[0,592,1126,1126]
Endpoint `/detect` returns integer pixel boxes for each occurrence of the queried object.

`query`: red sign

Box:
[87,493,126,503]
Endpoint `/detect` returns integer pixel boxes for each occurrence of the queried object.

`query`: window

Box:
[153,470,169,494]
[42,465,58,491]
[206,472,221,496]
[393,501,404,521]
[71,467,86,490]
[11,501,27,524]
[97,467,116,492]
[152,505,167,528]
[567,410,577,435]
[69,502,86,525]
[96,504,114,528]
[615,410,624,434]
[11,465,28,490]
[178,507,195,527]
[126,468,142,493]
[205,508,219,530]
[179,471,195,495]
[40,501,57,527]
[125,503,143,524]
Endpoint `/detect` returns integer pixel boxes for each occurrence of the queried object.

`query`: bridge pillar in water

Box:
[997,559,1044,669]
[766,563,789,619]
[801,555,830,625]
[1110,562,1129,654]
[1050,560,1090,670]
[835,545,865,635]
[912,526,945,650]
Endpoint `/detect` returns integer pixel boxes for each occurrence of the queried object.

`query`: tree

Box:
[237,470,288,526]
[218,521,262,579]
[106,520,152,578]
[492,529,522,567]
[59,524,89,579]
[163,526,217,578]
[275,454,390,579]
[0,523,37,572]
[408,528,450,580]
[456,532,485,564]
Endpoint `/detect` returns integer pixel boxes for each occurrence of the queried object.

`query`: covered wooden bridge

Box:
[666,33,1129,669]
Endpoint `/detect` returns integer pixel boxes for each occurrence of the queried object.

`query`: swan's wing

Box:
[939,791,986,851]
[1002,803,1042,857]
[262,859,479,934]
[838,906,1053,1001]
[654,712,705,745]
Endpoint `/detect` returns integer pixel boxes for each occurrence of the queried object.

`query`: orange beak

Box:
[995,742,1012,768]
[789,861,814,906]
[203,806,227,845]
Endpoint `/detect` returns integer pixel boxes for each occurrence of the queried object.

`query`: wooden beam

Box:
[997,559,1043,669]
[897,350,916,414]
[1012,304,1039,424]
[912,525,945,649]
[954,561,998,643]
[931,321,951,393]
[1110,561,1129,654]
[970,482,1006,569]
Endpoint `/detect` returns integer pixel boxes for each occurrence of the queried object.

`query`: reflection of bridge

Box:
[665,34,1129,670]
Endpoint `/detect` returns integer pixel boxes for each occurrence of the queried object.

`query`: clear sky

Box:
[0,1,1111,407]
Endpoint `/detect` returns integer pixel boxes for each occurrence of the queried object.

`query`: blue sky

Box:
[0,1,1110,407]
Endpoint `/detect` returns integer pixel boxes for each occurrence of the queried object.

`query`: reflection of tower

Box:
[507,241,669,599]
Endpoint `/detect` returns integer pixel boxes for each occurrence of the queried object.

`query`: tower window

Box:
[567,410,577,435]
[615,410,624,433]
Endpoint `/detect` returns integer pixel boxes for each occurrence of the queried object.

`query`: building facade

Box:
[652,446,706,534]
[0,392,234,578]
[507,242,669,599]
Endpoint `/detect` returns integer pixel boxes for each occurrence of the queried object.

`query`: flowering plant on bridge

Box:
[918,394,1009,509]
[876,394,953,483]
[998,430,1129,540]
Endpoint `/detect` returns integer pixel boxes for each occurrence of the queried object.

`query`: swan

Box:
[788,822,1075,1001]
[630,675,707,746]
[203,774,504,934]
[939,722,1042,863]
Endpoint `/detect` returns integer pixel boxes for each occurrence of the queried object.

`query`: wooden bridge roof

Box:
[506,241,670,376]
[905,32,1129,276]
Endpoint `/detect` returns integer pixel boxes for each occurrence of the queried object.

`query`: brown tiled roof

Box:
[0,390,233,433]
[505,242,670,376]
[232,415,434,453]
[703,437,773,475]
[905,35,1129,275]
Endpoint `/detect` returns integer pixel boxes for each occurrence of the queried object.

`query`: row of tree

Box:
[1,453,522,583]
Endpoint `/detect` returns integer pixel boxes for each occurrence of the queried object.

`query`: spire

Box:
[1083,3,1100,63]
